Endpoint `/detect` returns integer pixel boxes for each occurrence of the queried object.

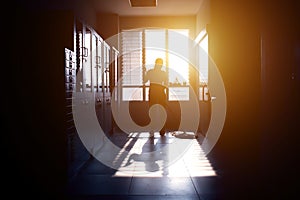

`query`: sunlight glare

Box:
[113,134,216,177]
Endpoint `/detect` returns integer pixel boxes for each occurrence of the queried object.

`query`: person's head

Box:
[154,58,163,69]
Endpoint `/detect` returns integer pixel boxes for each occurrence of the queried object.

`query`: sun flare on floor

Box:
[112,132,217,178]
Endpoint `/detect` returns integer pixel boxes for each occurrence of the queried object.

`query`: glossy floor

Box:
[67,131,224,200]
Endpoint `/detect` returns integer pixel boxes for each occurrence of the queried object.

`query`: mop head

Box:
[170,131,198,139]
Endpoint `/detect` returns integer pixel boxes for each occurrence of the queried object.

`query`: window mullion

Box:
[165,29,169,101]
[142,29,146,101]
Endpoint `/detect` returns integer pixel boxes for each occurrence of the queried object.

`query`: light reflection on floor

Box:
[113,132,216,178]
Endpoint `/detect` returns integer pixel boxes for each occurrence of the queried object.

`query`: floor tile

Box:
[129,177,198,195]
[191,176,223,199]
[68,175,132,195]
[68,194,201,200]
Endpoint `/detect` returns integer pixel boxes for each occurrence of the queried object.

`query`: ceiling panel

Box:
[92,0,203,16]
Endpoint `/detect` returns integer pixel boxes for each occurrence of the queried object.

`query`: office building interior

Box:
[7,0,300,199]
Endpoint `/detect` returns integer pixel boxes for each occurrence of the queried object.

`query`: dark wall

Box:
[208,0,262,198]
[260,0,300,197]
[96,13,119,40]
[9,7,74,198]
[209,0,261,168]
[208,0,300,198]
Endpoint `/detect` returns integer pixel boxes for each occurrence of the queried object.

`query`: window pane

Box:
[168,30,189,85]
[169,87,189,101]
[97,39,102,92]
[168,29,189,60]
[145,29,166,51]
[84,32,91,92]
[168,53,189,86]
[121,31,143,86]
[199,34,208,84]
[91,34,97,92]
[122,87,143,101]
[145,87,149,101]
[145,29,166,83]
[168,29,189,101]
[121,28,191,101]
[103,43,110,89]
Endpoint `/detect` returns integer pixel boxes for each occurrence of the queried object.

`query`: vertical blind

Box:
[121,30,143,86]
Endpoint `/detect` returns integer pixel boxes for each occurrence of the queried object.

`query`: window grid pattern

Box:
[121,29,190,101]
[121,31,143,86]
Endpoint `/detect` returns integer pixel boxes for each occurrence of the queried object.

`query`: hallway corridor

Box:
[10,1,299,199]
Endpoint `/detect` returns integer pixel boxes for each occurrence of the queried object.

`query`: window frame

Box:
[121,28,191,102]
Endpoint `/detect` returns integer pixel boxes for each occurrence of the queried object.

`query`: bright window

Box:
[199,34,208,84]
[121,29,190,101]
[197,31,209,101]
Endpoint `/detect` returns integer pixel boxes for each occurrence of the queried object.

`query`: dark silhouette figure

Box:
[144,58,168,138]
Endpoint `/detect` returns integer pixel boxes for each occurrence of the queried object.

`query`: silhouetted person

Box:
[144,58,168,138]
